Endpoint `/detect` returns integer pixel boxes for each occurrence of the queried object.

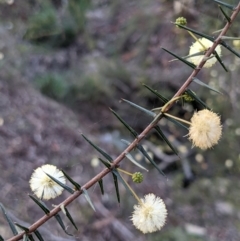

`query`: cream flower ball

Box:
[188,109,222,150]
[131,193,167,233]
[188,38,221,68]
[29,164,66,200]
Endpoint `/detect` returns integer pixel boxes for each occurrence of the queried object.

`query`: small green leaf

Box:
[185,89,210,109]
[112,172,120,203]
[0,203,18,235]
[82,134,113,162]
[125,152,149,172]
[174,23,214,41]
[213,0,235,10]
[142,84,169,103]
[121,99,156,118]
[163,114,188,130]
[137,144,166,176]
[219,5,231,22]
[55,214,73,236]
[192,77,222,94]
[214,50,228,72]
[110,108,138,138]
[28,195,50,214]
[154,126,179,157]
[82,188,96,211]
[64,207,78,230]
[98,179,104,195]
[98,158,111,169]
[34,230,44,241]
[44,172,74,194]
[14,223,29,232]
[62,170,81,190]
[162,48,196,69]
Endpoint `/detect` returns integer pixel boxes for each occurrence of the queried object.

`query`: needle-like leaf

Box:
[14,223,29,232]
[23,234,28,241]
[173,23,214,41]
[112,169,133,196]
[213,0,235,10]
[137,144,166,176]
[98,158,111,169]
[220,40,240,58]
[213,50,228,72]
[112,171,120,203]
[62,170,81,190]
[219,5,231,22]
[110,108,138,138]
[44,172,74,194]
[0,203,18,235]
[185,89,210,109]
[28,195,50,215]
[154,126,179,157]
[98,179,104,195]
[82,134,113,162]
[162,48,196,69]
[54,214,73,236]
[125,152,149,172]
[121,99,156,118]
[64,207,78,230]
[34,230,44,241]
[142,84,169,103]
[192,77,223,94]
[27,234,35,241]
[82,188,96,211]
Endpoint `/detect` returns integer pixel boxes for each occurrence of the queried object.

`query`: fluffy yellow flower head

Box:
[188,38,221,68]
[131,193,167,233]
[188,109,222,150]
[233,40,240,49]
[29,164,66,200]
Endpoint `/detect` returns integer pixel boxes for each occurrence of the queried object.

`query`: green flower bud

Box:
[183,94,194,102]
[132,172,144,183]
[175,17,187,27]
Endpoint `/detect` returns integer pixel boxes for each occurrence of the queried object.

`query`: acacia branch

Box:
[7,3,240,241]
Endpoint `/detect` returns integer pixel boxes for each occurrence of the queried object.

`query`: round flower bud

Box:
[188,109,222,150]
[183,93,194,102]
[175,17,187,26]
[132,172,144,183]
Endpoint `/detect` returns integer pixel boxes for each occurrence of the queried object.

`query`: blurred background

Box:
[0,0,240,240]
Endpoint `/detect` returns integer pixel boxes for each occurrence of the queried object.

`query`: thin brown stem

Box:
[163,113,191,125]
[7,3,240,241]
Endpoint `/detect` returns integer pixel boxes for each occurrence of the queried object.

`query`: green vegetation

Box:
[24,0,91,47]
